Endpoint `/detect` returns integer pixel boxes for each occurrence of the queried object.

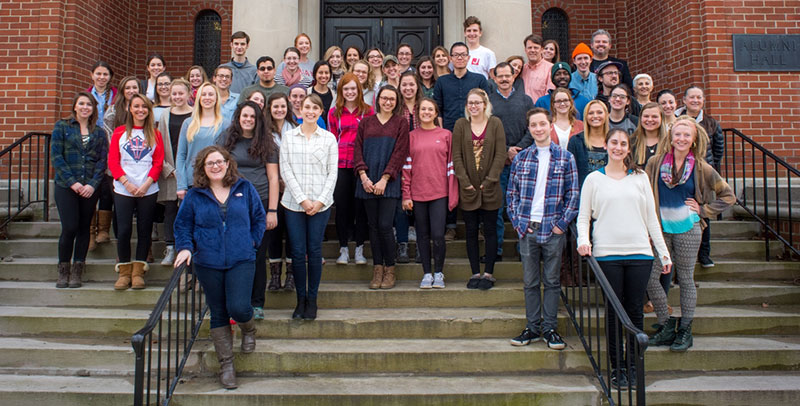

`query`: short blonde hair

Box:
[464,88,492,120]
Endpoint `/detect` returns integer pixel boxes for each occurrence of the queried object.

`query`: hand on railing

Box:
[174,250,192,268]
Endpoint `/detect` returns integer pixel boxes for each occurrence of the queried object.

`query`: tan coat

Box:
[156,109,178,202]
[451,116,506,211]
[644,154,736,229]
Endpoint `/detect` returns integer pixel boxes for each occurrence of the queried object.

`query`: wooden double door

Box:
[322,1,442,62]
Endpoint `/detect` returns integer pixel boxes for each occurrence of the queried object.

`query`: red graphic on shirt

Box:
[471,58,480,66]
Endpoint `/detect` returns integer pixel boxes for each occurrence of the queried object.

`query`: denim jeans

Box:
[496,165,511,255]
[520,227,566,333]
[195,261,255,329]
[285,208,331,299]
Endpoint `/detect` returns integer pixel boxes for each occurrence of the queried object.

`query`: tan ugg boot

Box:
[131,260,149,289]
[96,210,112,243]
[114,262,133,290]
[369,265,384,289]
[380,265,396,289]
[88,213,98,251]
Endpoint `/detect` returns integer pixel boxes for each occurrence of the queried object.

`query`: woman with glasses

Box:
[608,84,639,136]
[549,87,583,146]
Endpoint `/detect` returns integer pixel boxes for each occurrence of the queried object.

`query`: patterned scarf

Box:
[660,150,695,188]
[282,66,302,87]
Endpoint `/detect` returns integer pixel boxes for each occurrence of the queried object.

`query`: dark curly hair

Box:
[192,145,240,188]
[221,101,276,165]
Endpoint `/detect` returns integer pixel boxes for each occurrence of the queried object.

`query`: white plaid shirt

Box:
[279,125,339,212]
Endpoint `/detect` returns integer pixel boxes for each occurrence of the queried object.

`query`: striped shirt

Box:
[279,125,338,212]
[506,142,579,242]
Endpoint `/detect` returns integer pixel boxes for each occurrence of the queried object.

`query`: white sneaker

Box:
[336,247,349,265]
[354,245,367,265]
[160,245,175,265]
[408,226,417,242]
[420,273,433,289]
[433,272,445,289]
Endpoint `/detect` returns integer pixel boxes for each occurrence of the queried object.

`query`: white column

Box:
[465,0,532,61]
[298,0,321,60]
[232,0,299,60]
[442,1,465,49]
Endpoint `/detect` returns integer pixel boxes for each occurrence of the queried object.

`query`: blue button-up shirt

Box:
[506,142,579,242]
[433,70,489,131]
[570,71,598,102]
[220,92,240,122]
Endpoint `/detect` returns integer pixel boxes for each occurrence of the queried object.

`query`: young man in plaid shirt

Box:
[506,107,579,349]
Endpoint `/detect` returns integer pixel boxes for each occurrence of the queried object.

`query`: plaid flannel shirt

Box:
[506,142,579,242]
[50,118,108,189]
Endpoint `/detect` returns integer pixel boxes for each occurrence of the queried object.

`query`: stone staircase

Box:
[1,219,800,405]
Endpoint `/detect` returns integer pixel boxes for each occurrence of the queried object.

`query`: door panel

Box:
[325,18,380,54]
[383,17,438,61]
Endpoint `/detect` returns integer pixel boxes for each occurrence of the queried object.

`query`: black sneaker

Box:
[543,329,566,350]
[466,276,481,289]
[477,276,495,290]
[698,256,715,268]
[510,328,541,346]
[610,368,629,390]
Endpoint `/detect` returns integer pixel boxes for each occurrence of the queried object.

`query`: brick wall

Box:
[530,1,617,60]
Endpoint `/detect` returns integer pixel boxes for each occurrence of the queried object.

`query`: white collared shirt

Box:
[279,125,339,212]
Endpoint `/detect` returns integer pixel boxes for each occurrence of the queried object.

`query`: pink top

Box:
[402,127,453,202]
[328,105,374,168]
[521,59,555,102]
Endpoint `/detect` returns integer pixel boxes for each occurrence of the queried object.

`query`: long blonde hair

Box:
[631,102,668,166]
[659,115,709,162]
[186,82,223,143]
[582,100,609,147]
[125,94,156,148]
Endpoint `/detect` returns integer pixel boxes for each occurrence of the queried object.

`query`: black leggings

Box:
[161,200,178,244]
[363,197,397,266]
[333,168,368,247]
[598,259,652,367]
[113,192,158,262]
[54,185,99,263]
[414,197,447,274]
[252,199,271,307]
[463,208,498,275]
[97,174,114,210]
[268,200,290,261]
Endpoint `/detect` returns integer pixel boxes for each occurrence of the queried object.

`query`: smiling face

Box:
[367,50,383,69]
[214,69,232,91]
[156,76,172,99]
[189,69,203,88]
[585,102,607,129]
[315,64,331,86]
[92,66,111,90]
[606,130,630,163]
[148,58,164,78]
[352,63,369,85]
[74,95,94,121]
[573,53,591,73]
[464,23,482,46]
[295,36,311,57]
[289,88,306,113]
[399,75,418,101]
[466,93,485,118]
[128,96,149,126]
[239,105,257,133]
[199,85,217,110]
[328,49,342,69]
[528,112,551,147]
[417,61,433,80]
[270,97,288,121]
[341,79,358,102]
[640,106,662,133]
[658,93,677,117]
[591,34,610,58]
[284,50,300,71]
[301,97,323,122]
[508,58,523,79]
[434,49,449,68]
[203,151,228,182]
[552,91,572,116]
[635,77,653,99]
[542,43,556,62]
[231,38,248,57]
[671,122,696,155]
[170,84,189,108]
[609,88,629,112]
[683,88,704,116]
[599,66,620,88]
[123,79,140,101]
[248,91,265,108]
[417,99,437,126]
[494,65,514,93]
[382,61,398,80]
[525,40,542,64]
[553,69,571,88]
[257,60,275,83]
[397,46,413,67]
[377,89,397,114]
[346,48,360,66]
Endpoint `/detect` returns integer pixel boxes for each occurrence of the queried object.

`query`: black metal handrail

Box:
[0,132,50,234]
[561,225,648,405]
[722,128,799,260]
[132,263,207,406]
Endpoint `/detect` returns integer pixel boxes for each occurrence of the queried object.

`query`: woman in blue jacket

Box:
[173,145,266,390]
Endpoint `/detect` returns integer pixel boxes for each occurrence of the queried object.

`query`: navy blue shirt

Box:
[433,71,490,131]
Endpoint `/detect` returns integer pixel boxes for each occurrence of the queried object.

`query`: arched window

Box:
[194,10,222,77]
[541,8,569,63]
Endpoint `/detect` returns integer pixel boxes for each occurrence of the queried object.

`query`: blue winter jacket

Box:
[174,177,266,270]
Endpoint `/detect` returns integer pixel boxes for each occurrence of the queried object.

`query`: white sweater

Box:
[577,170,672,266]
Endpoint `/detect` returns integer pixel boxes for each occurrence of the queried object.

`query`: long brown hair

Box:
[70,91,98,132]
[221,101,276,165]
[332,73,370,120]
[605,128,640,173]
[112,76,140,128]
[549,87,577,125]
[124,94,157,148]
[631,102,668,166]
[192,145,240,188]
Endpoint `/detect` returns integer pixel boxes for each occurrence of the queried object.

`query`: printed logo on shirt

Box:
[123,136,152,162]
[470,58,480,66]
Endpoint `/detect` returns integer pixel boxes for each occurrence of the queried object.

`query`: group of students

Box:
[50,19,735,391]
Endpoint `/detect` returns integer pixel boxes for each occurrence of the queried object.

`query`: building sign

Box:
[733,34,800,71]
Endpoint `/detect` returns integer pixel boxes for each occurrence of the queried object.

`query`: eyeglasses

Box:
[368,54,382,60]
[215,74,232,80]
[610,94,628,100]
[258,66,274,71]
[602,71,620,77]
[451,53,469,59]
[379,96,397,102]
[398,51,412,56]
[205,159,228,168]
[467,101,484,106]
[553,99,571,105]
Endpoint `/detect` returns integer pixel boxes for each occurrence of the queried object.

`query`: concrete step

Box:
[4,219,763,240]
[2,373,799,406]
[1,281,798,309]
[2,305,799,339]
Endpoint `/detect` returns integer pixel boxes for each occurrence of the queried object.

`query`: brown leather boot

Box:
[69,261,84,288]
[267,262,282,291]
[114,262,133,290]
[131,260,149,289]
[88,213,98,251]
[380,265,396,289]
[56,262,70,288]
[210,326,237,389]
[95,210,112,243]
[237,318,257,353]
[369,265,384,289]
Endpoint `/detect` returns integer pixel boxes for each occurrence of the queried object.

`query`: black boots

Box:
[292,296,306,319]
[303,297,318,320]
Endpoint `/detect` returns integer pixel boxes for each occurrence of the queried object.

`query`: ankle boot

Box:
[210,326,237,389]
[303,297,318,320]
[95,210,112,243]
[283,271,296,292]
[88,213,98,251]
[131,260,149,289]
[396,242,410,263]
[237,318,257,353]
[369,265,384,289]
[56,262,71,288]
[68,261,85,288]
[670,320,694,352]
[268,262,282,291]
[380,265,396,289]
[292,296,306,319]
[649,316,678,346]
[114,262,133,290]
